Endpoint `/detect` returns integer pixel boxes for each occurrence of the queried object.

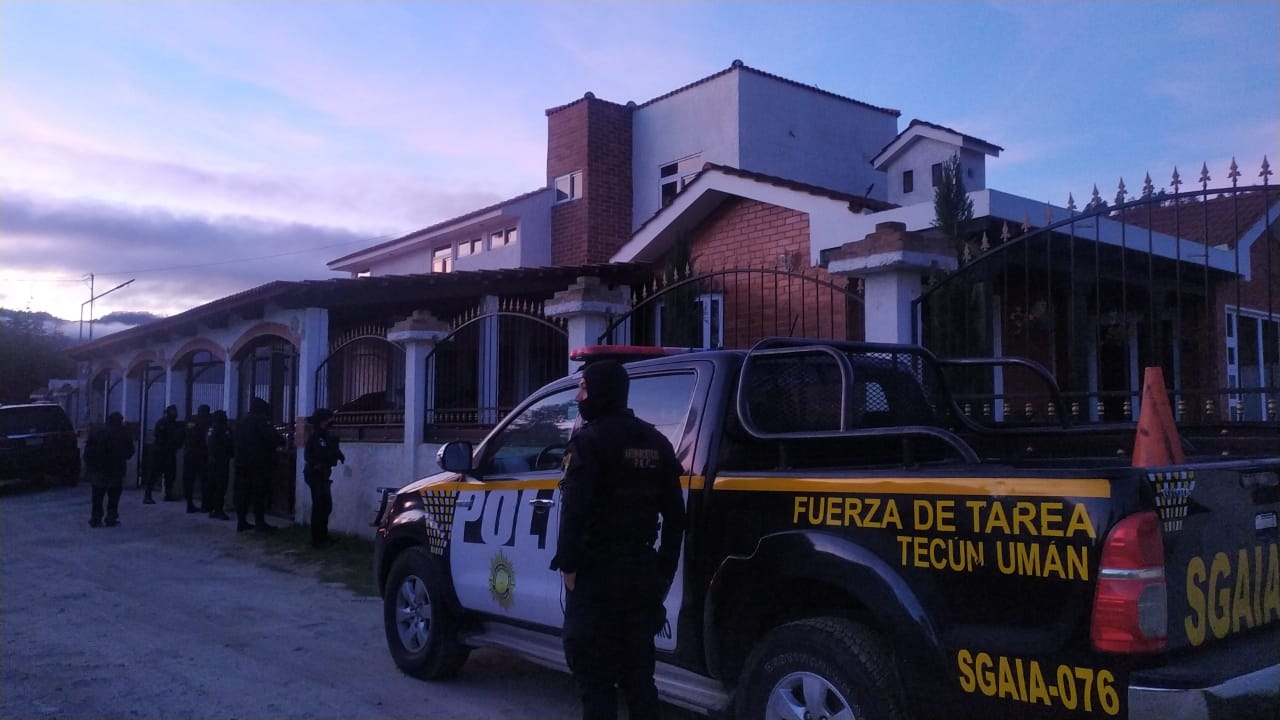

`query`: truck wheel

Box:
[383,547,470,679]
[736,618,905,720]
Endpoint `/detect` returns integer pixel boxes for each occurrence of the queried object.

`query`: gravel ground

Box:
[0,482,583,720]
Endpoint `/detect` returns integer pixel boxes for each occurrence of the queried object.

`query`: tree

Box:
[933,153,974,260]
[0,310,76,403]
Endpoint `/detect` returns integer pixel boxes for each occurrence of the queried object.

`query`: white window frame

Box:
[660,154,702,206]
[431,246,452,274]
[1226,306,1279,421]
[653,293,723,349]
[554,171,583,203]
[457,237,484,258]
[490,227,518,247]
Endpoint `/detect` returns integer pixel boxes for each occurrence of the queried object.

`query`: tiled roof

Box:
[873,118,1003,163]
[636,60,899,116]
[630,162,896,239]
[327,186,549,267]
[69,263,655,358]
[544,92,632,116]
[1118,190,1278,249]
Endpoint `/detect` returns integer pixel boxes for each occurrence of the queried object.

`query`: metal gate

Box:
[425,300,568,439]
[913,161,1278,427]
[599,266,865,349]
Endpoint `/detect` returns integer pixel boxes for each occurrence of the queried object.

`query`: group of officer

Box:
[84,398,344,542]
[86,360,679,719]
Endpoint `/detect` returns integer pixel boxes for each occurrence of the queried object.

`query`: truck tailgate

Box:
[1155,460,1280,651]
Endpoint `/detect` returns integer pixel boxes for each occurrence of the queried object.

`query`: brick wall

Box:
[547,96,633,266]
[683,197,861,346]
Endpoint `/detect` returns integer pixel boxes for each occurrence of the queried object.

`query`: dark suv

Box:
[0,403,81,486]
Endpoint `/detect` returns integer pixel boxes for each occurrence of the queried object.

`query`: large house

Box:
[69,61,1279,536]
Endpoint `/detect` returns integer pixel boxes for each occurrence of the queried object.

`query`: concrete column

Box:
[169,366,189,417]
[826,222,957,345]
[223,352,239,419]
[292,307,330,521]
[388,311,450,482]
[295,307,330,418]
[477,296,500,425]
[545,276,632,374]
[119,371,133,420]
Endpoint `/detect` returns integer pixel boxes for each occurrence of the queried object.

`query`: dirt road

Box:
[0,484,581,720]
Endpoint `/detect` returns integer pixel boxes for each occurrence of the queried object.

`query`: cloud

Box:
[0,192,377,319]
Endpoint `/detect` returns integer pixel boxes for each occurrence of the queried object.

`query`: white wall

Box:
[885,138,989,207]
[367,252,427,276]
[456,190,554,271]
[293,440,444,540]
[632,71,741,230]
[737,70,895,204]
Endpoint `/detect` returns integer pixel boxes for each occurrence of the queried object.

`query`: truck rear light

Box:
[1092,510,1167,653]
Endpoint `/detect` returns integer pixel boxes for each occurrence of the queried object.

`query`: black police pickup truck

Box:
[373,338,1279,719]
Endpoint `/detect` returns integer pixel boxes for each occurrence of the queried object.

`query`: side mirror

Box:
[437,441,474,473]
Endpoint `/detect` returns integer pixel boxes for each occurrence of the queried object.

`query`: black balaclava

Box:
[578,360,629,422]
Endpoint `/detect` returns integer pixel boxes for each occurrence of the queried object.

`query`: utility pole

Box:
[81,277,136,341]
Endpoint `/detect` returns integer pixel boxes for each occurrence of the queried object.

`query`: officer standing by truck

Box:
[550,360,686,720]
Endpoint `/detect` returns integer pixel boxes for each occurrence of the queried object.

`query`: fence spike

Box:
[1199,162,1211,190]
[1066,192,1076,214]
[1021,214,1030,233]
[1170,166,1182,193]
[1090,184,1102,209]
[1001,221,1011,243]
[1228,157,1240,187]
[1114,177,1127,206]
[1142,172,1154,198]
[980,232,990,252]
[1261,156,1272,183]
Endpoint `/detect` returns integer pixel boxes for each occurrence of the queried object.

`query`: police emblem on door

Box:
[489,550,516,610]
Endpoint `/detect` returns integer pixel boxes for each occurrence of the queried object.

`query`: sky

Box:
[1,0,1277,326]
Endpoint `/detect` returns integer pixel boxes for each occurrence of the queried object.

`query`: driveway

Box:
[0,484,582,719]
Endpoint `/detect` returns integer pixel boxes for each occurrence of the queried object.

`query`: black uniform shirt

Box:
[550,409,686,582]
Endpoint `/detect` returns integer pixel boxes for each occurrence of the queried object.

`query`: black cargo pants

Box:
[562,551,667,720]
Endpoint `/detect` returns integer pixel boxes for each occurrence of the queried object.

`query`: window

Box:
[1225,308,1280,421]
[629,373,698,452]
[356,270,371,278]
[654,293,723,349]
[902,170,914,194]
[457,237,483,258]
[555,171,583,203]
[431,246,452,273]
[490,227,518,247]
[660,154,702,207]
[480,387,578,474]
[931,162,943,187]
[477,373,698,476]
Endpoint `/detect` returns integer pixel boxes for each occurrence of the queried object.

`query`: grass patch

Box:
[260,523,379,597]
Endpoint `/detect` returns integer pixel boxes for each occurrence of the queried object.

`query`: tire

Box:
[382,547,470,679]
[736,618,906,720]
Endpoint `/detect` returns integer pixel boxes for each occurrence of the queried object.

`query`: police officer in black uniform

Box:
[303,407,345,548]
[550,360,686,720]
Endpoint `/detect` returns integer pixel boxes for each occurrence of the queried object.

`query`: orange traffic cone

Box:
[1132,367,1185,467]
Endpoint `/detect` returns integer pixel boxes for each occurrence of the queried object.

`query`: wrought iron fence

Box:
[600,266,864,348]
[314,332,406,432]
[426,301,568,440]
[915,158,1278,428]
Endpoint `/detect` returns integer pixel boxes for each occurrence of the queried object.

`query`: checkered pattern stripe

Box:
[420,488,459,556]
[1148,471,1196,533]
